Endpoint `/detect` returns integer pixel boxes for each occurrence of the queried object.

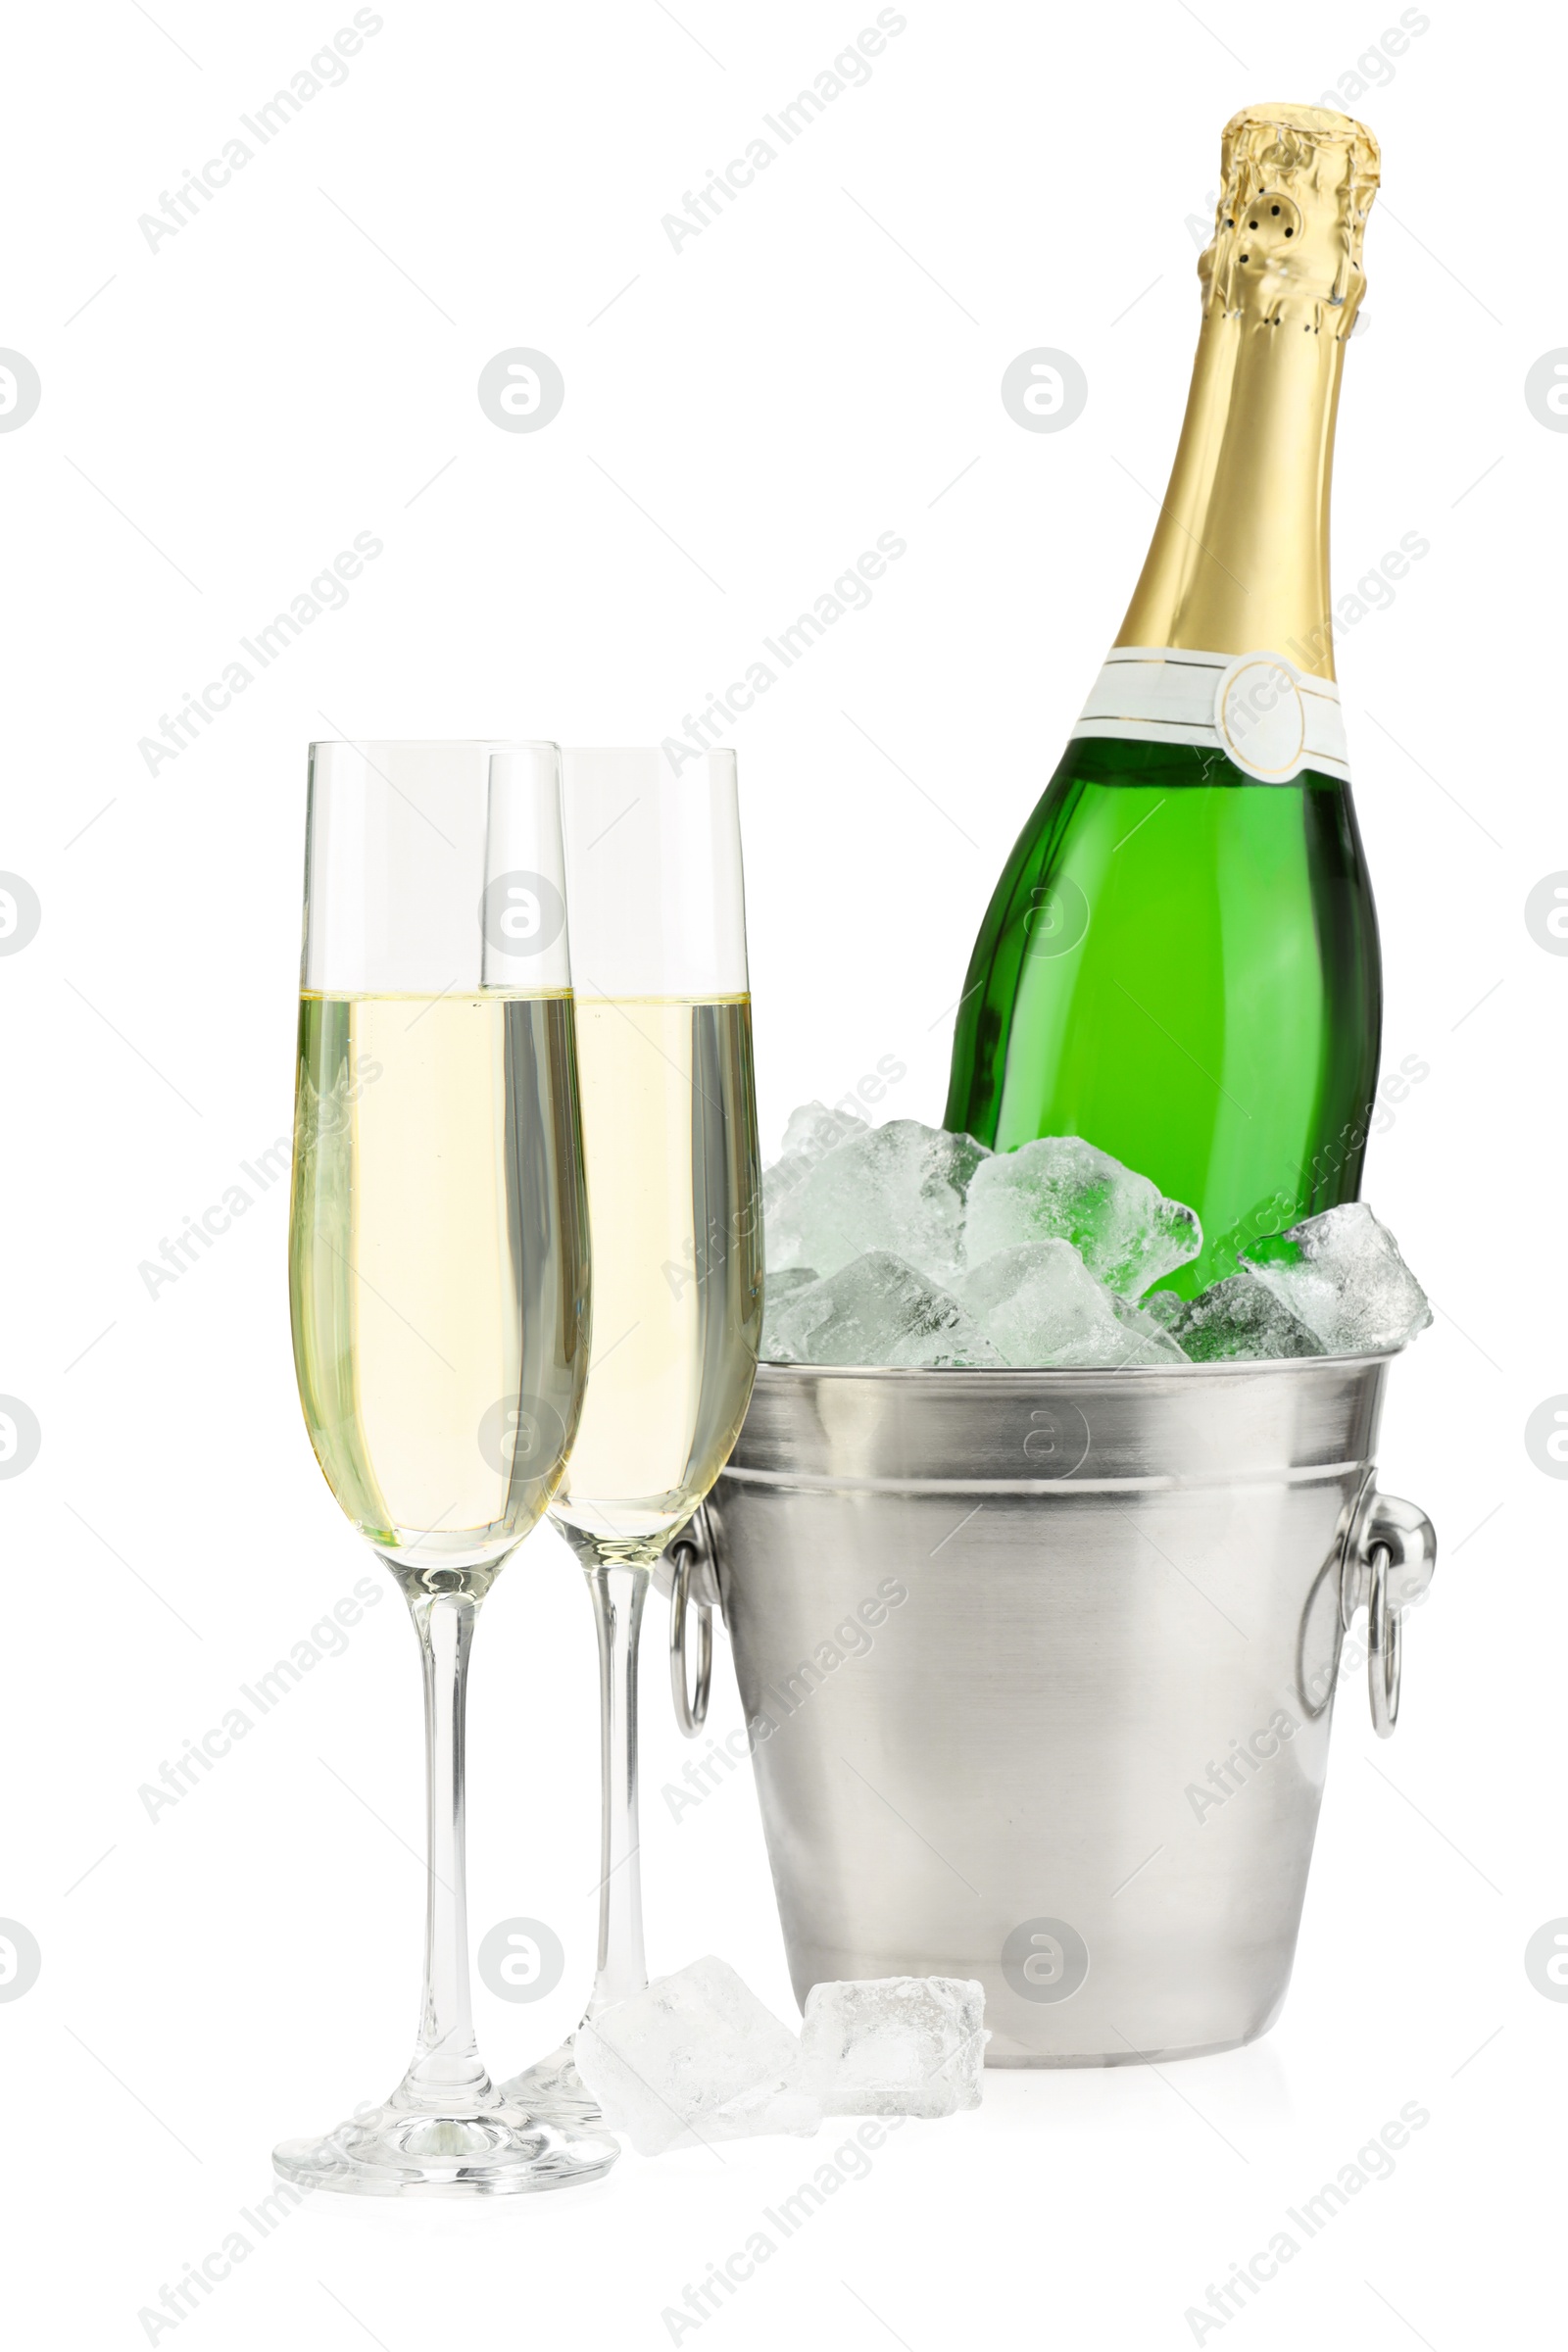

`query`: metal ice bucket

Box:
[668,1357,1436,2066]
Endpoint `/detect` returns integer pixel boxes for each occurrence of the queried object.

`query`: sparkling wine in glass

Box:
[501,748,762,2123]
[274,738,617,2196]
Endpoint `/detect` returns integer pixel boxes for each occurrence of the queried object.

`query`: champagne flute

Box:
[274,738,618,2196]
[502,748,761,2123]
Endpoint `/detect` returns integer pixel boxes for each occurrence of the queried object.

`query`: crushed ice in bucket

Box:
[760,1107,1430,1369]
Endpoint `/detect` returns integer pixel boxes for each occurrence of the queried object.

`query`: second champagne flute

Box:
[502,748,761,2123]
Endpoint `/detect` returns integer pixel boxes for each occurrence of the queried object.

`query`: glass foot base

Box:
[497,2039,604,2129]
[273,2090,618,2198]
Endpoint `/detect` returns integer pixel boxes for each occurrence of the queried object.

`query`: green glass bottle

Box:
[947,104,1384,1296]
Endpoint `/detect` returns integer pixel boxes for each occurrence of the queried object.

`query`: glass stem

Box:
[398,1588,493,2111]
[582,1552,651,2019]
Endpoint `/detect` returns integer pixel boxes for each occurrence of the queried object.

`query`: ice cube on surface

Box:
[1160,1269,1325,1362]
[799,1976,988,2119]
[760,1267,819,1359]
[763,1251,1002,1368]
[962,1136,1200,1297]
[956,1242,1184,1367]
[782,1120,990,1283]
[1244,1202,1431,1355]
[573,1956,820,2156]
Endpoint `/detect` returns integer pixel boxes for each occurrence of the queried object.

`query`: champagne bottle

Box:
[946,104,1383,1296]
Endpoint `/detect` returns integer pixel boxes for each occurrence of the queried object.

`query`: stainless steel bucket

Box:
[668,1358,1436,2067]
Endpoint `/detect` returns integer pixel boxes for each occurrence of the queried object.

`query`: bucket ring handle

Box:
[666,1508,719,1738]
[1341,1490,1437,1740]
[1366,1541,1399,1739]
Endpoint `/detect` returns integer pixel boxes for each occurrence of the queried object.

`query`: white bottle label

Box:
[1070,646,1348,783]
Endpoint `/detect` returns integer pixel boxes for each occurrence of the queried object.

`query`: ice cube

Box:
[760,1267,819,1359]
[1140,1289,1185,1329]
[1244,1202,1431,1355]
[572,1956,820,2156]
[798,1976,988,2119]
[762,1157,816,1269]
[963,1136,1200,1297]
[763,1251,1002,1368]
[783,1120,990,1284]
[956,1241,1185,1367]
[1108,1296,1190,1363]
[779,1101,868,1159]
[762,1103,871,1271]
[1161,1269,1325,1362]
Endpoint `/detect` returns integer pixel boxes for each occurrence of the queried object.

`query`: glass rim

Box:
[307,736,561,755]
[564,743,735,759]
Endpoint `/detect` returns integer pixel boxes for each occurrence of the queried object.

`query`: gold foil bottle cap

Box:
[1200,103,1379,334]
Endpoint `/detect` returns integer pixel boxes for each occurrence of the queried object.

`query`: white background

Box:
[1,1,1560,2345]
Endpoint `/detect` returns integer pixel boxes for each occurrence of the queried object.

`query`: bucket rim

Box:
[752,1349,1401,1384]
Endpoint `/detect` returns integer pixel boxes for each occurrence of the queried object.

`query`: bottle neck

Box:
[1114,308,1348,681]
